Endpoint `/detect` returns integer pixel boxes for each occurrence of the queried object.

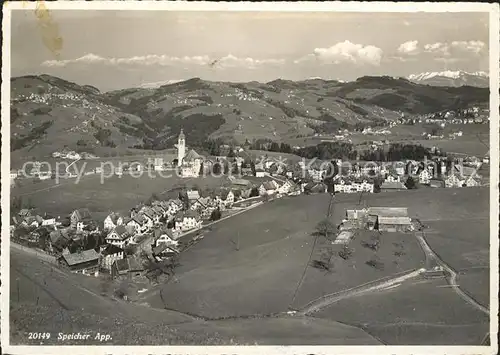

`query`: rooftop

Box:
[62,249,99,266]
[367,207,408,217]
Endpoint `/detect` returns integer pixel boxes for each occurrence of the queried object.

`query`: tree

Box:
[198,162,204,176]
[338,245,354,260]
[232,162,240,175]
[223,161,230,175]
[250,161,257,176]
[405,176,417,189]
[249,187,259,197]
[227,148,235,158]
[315,219,336,241]
[373,178,382,193]
[210,207,222,221]
[212,162,222,175]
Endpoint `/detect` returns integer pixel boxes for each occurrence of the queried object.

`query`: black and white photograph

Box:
[1,1,499,353]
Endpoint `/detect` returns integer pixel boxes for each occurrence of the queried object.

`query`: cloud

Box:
[423,42,451,57]
[295,41,383,66]
[397,40,419,55]
[215,54,285,69]
[41,53,284,69]
[423,40,486,57]
[450,40,485,54]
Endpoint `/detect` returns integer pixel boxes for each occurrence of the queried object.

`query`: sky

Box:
[11,10,490,92]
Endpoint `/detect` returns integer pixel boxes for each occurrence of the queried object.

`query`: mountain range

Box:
[10,74,489,162]
[408,71,489,88]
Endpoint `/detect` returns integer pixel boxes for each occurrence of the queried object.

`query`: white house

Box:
[255,169,266,178]
[105,225,131,249]
[277,180,293,195]
[174,211,202,232]
[140,206,161,225]
[154,230,179,247]
[125,214,150,235]
[168,199,184,215]
[464,176,481,187]
[418,170,432,185]
[103,212,124,231]
[445,174,465,188]
[385,174,401,183]
[41,216,56,226]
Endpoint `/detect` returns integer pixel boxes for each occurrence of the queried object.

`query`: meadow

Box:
[313,276,489,345]
[143,187,490,324]
[10,246,379,345]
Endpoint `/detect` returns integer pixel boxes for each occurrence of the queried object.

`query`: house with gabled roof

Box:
[445,173,465,188]
[49,228,73,252]
[140,206,161,225]
[152,244,179,262]
[125,213,150,234]
[173,210,201,232]
[60,249,100,274]
[153,228,179,247]
[70,208,93,232]
[104,212,124,231]
[106,225,131,248]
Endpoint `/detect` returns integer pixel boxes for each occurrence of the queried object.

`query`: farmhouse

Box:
[60,249,100,275]
[377,216,413,232]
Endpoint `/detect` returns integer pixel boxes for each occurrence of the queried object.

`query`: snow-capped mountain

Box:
[408,71,489,88]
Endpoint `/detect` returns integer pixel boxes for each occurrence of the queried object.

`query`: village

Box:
[9,126,488,289]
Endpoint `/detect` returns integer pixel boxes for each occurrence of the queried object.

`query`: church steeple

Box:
[177,128,186,167]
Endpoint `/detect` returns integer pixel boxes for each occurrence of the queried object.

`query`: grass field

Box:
[11,174,231,219]
[10,247,380,345]
[313,276,489,345]
[142,188,490,320]
[143,193,333,318]
[290,230,425,309]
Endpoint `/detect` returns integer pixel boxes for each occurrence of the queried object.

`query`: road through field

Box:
[297,268,424,315]
[415,231,489,315]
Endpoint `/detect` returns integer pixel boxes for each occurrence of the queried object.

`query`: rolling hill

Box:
[10,74,489,162]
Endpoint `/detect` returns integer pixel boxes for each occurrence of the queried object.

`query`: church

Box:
[175,129,204,178]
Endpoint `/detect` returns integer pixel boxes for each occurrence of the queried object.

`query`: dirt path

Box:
[415,231,489,315]
[297,268,424,315]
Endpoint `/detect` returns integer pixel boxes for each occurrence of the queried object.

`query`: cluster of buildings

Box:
[11,169,301,277]
[339,207,414,234]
